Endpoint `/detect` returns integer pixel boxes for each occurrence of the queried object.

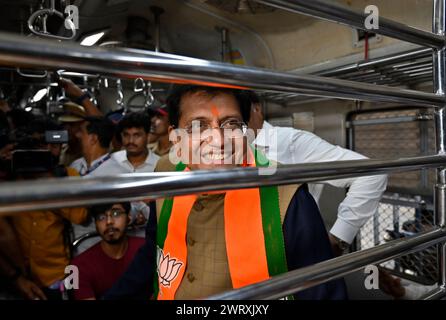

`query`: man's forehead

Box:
[123,127,145,133]
[110,204,125,210]
[179,91,240,120]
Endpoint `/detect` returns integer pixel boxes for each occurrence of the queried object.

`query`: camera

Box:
[11,129,68,175]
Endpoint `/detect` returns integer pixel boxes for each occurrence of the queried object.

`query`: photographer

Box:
[4,117,87,300]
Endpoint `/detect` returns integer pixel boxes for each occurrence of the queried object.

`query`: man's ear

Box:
[168,125,178,145]
[127,213,132,225]
[89,133,98,146]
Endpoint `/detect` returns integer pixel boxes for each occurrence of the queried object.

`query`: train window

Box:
[349,108,437,285]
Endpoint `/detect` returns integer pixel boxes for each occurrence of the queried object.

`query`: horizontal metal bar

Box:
[0,32,443,107]
[422,286,446,300]
[257,0,444,49]
[1,155,446,214]
[380,197,431,209]
[349,115,432,126]
[207,228,446,299]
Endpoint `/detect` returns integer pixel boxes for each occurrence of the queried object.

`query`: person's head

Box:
[75,117,114,157]
[166,85,251,170]
[118,112,150,157]
[245,91,264,132]
[90,202,131,244]
[149,105,170,137]
[58,102,86,147]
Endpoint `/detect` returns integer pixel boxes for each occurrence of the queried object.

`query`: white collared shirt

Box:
[253,120,388,244]
[89,149,160,176]
[72,149,160,256]
[69,153,111,176]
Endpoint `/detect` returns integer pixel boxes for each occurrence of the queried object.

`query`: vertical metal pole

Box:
[433,0,446,291]
[151,6,164,53]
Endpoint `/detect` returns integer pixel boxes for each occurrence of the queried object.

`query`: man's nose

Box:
[106,215,114,225]
[207,127,225,147]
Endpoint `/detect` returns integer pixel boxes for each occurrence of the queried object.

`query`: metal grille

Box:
[350,108,438,285]
[358,193,438,285]
[351,108,435,195]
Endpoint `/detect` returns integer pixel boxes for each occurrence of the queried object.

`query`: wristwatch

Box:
[332,235,350,252]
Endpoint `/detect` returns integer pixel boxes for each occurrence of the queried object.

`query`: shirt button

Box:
[31,240,36,244]
[32,221,37,227]
[187,237,195,246]
[187,273,195,283]
[193,201,204,211]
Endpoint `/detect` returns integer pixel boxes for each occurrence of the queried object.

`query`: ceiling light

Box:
[80,31,106,46]
[32,88,47,102]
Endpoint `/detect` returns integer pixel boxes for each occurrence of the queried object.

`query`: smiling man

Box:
[150,85,347,300]
[103,85,347,301]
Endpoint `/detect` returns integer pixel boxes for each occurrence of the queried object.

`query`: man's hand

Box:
[329,233,345,257]
[58,78,84,98]
[14,276,47,300]
[379,269,406,299]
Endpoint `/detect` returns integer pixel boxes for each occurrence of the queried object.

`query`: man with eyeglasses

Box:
[103,85,347,300]
[70,202,144,300]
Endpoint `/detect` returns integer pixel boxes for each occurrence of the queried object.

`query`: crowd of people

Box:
[0,80,389,300]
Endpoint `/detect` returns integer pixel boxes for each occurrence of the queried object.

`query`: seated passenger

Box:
[104,85,347,300]
[71,202,144,300]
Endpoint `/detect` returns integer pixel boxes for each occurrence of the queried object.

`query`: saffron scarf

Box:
[154,149,288,299]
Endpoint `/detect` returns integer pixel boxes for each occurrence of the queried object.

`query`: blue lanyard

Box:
[84,154,111,175]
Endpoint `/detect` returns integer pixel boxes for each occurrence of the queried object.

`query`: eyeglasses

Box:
[183,119,248,135]
[95,209,126,222]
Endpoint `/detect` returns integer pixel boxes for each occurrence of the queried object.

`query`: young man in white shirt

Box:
[75,112,160,255]
[92,112,159,175]
[247,91,388,256]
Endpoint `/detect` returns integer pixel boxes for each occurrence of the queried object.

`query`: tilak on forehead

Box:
[210,104,219,118]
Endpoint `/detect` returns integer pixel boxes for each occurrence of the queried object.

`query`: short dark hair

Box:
[89,202,131,219]
[243,90,260,104]
[118,112,150,134]
[84,116,115,149]
[166,85,251,128]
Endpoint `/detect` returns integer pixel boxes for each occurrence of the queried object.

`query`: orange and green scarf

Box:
[154,149,288,300]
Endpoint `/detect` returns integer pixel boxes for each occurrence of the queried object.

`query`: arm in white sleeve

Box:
[287,129,388,244]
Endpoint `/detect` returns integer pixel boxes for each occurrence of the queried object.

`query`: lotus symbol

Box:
[157,249,183,287]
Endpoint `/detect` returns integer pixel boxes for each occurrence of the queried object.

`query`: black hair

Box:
[84,116,115,149]
[166,85,252,128]
[118,112,151,134]
[243,90,261,104]
[89,202,131,219]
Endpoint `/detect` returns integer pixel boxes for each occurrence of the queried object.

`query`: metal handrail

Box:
[0,154,445,214]
[257,0,444,49]
[0,32,443,107]
[207,228,446,299]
